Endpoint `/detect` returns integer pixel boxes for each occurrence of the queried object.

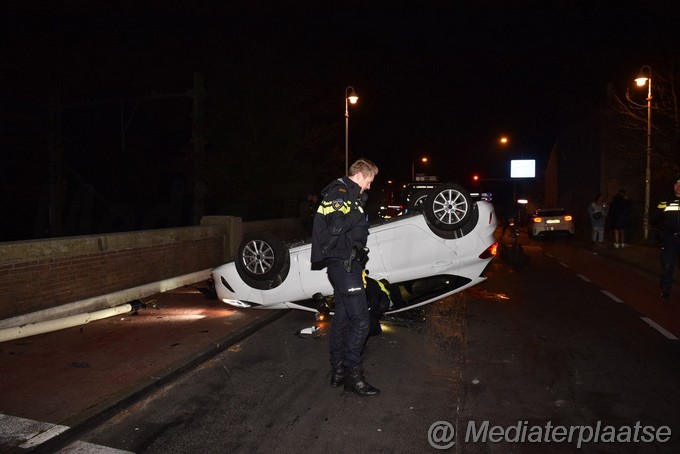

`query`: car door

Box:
[369,219,459,284]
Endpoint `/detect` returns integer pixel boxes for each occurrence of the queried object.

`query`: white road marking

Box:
[0,413,132,453]
[641,317,679,340]
[545,253,554,258]
[58,440,134,453]
[0,413,68,449]
[19,424,70,448]
[601,290,623,303]
[539,247,678,342]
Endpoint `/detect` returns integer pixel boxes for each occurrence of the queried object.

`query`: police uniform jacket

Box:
[655,195,680,236]
[310,176,369,267]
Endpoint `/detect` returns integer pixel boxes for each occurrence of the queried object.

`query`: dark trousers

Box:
[326,258,369,368]
[661,234,680,291]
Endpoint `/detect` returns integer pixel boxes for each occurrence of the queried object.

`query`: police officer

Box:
[311,158,380,397]
[364,272,392,336]
[654,177,680,301]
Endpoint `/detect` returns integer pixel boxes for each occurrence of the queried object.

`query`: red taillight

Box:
[479,242,498,259]
[564,215,573,221]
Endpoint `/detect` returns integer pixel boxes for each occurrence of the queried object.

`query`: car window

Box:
[389,274,472,310]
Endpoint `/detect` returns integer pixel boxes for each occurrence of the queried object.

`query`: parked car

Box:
[212,184,498,315]
[528,208,574,238]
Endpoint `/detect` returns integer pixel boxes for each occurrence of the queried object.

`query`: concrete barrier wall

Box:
[0,216,306,323]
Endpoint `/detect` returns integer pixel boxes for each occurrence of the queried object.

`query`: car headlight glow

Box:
[222,298,251,308]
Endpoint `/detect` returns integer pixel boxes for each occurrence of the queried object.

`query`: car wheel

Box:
[408,190,431,213]
[236,233,288,281]
[424,183,476,238]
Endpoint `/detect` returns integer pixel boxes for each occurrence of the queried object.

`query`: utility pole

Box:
[47,89,64,237]
[191,72,207,225]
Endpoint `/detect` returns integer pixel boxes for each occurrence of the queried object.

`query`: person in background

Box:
[587,194,608,246]
[651,177,680,301]
[609,190,631,248]
[310,158,381,397]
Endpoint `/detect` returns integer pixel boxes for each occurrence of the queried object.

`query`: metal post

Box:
[643,82,652,241]
[192,72,206,225]
[345,95,349,176]
[344,86,358,176]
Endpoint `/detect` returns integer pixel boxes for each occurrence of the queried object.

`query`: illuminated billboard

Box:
[510,159,535,178]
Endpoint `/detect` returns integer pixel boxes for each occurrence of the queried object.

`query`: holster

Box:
[343,246,370,272]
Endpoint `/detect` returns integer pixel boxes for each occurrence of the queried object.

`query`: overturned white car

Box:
[212,184,498,314]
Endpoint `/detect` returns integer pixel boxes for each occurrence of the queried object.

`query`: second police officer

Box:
[653,176,680,301]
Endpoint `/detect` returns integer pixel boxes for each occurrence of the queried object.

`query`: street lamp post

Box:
[635,65,652,241]
[345,86,358,175]
[412,156,428,181]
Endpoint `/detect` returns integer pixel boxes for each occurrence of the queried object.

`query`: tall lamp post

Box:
[499,135,518,202]
[411,156,428,181]
[345,86,359,175]
[635,65,652,241]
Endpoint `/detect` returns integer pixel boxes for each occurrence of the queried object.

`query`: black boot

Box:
[330,363,347,387]
[344,366,380,397]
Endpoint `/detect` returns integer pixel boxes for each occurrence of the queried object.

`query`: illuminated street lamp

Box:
[411,156,428,181]
[635,65,652,241]
[345,86,359,175]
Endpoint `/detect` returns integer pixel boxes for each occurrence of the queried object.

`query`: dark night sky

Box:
[2,2,679,236]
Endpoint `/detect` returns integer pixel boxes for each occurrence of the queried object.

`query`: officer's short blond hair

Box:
[349,159,379,178]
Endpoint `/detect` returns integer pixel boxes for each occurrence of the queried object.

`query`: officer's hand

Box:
[358,192,368,207]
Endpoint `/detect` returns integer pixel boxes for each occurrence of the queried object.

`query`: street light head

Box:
[347,87,359,104]
[635,65,651,86]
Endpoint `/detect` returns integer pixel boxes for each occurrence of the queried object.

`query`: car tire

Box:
[423,183,476,239]
[236,233,289,282]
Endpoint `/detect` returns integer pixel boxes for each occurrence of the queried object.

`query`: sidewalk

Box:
[573,238,680,288]
[0,281,288,452]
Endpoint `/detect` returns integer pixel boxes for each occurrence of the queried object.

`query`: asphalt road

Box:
[67,238,680,454]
